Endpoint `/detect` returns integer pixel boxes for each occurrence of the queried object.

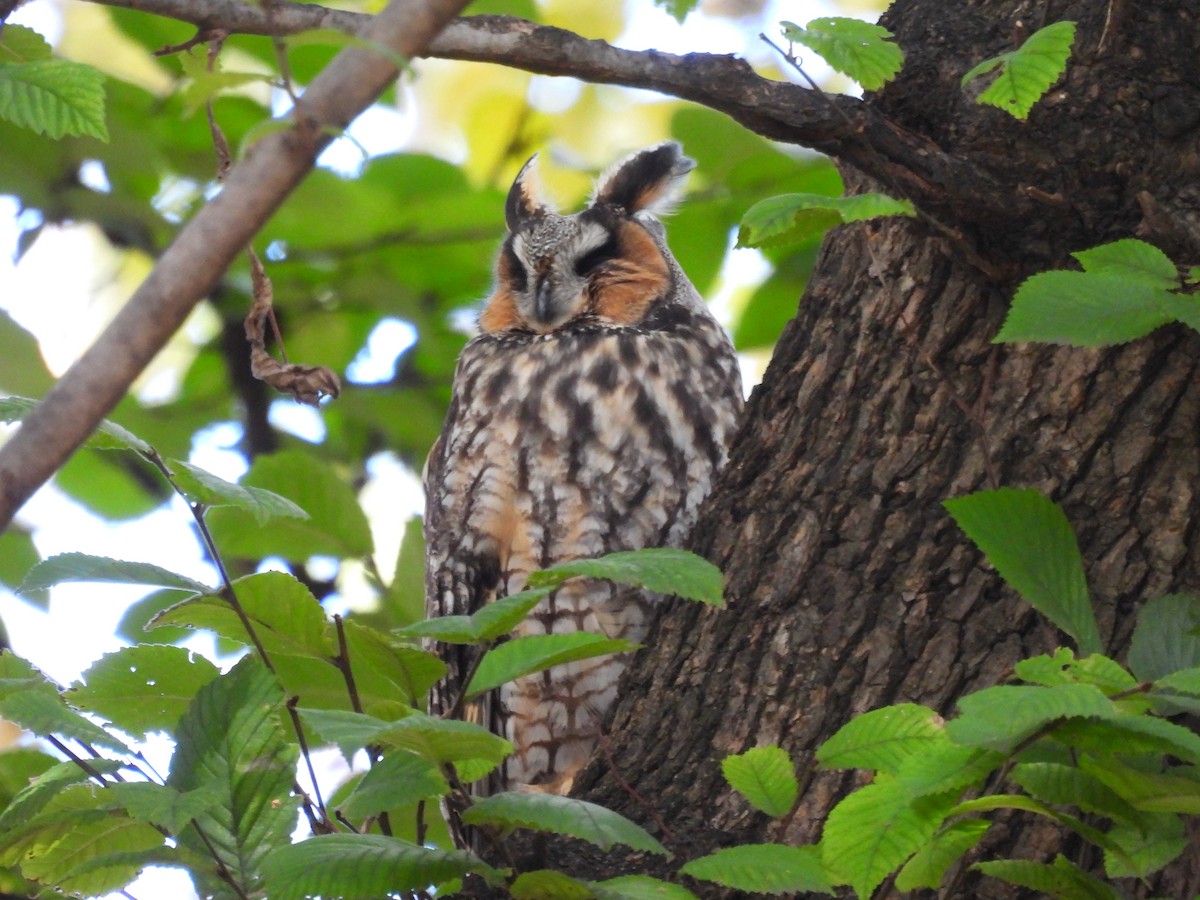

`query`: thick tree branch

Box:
[0,0,472,529]
[87,0,1022,228]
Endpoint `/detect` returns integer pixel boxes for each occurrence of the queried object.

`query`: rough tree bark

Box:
[538,0,1200,897]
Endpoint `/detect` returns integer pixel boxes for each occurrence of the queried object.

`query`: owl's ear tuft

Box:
[592,142,695,217]
[505,153,553,231]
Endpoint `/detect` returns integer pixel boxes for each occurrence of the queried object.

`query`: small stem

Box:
[758,32,856,130]
[287,696,332,831]
[47,736,109,785]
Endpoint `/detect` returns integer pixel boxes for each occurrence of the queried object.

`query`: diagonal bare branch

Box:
[0,0,472,529]
[83,1,1021,226]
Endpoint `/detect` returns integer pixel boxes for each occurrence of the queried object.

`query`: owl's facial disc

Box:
[512,219,612,332]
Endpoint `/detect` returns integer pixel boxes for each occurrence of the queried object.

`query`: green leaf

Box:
[681,844,831,895]
[822,779,958,898]
[948,794,1119,856]
[167,657,298,898]
[997,270,1181,346]
[261,834,503,898]
[590,874,699,900]
[781,18,904,90]
[108,782,221,833]
[1104,813,1187,878]
[737,192,914,249]
[946,683,1114,752]
[895,743,1003,797]
[395,586,552,643]
[1128,593,1200,681]
[0,758,123,833]
[1011,762,1139,822]
[18,552,210,596]
[168,459,308,524]
[0,527,40,603]
[1014,649,1076,686]
[962,21,1075,120]
[895,819,989,891]
[339,751,449,820]
[975,855,1121,899]
[462,792,668,855]
[340,619,446,707]
[527,548,725,606]
[0,396,151,458]
[376,712,512,771]
[511,870,594,900]
[0,59,107,140]
[944,488,1101,654]
[1079,757,1200,814]
[1073,238,1179,288]
[297,707,395,761]
[722,746,798,817]
[0,25,53,63]
[0,687,131,754]
[150,571,332,658]
[70,645,221,737]
[817,703,944,773]
[467,633,638,700]
[1052,713,1200,765]
[206,449,374,560]
[653,0,699,25]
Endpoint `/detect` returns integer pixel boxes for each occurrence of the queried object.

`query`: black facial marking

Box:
[503,243,528,293]
[573,235,619,277]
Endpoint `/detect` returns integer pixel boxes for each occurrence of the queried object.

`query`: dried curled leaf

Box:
[244,248,341,406]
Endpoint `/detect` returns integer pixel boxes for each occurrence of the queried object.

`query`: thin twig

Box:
[758,32,856,131]
[288,696,333,831]
[46,735,110,784]
[262,0,300,104]
[597,733,676,846]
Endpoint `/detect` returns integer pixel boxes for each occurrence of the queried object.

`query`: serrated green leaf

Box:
[70,645,220,738]
[1073,239,1179,288]
[340,751,449,820]
[590,874,699,899]
[511,869,594,900]
[0,396,152,452]
[1012,762,1139,822]
[944,488,1101,654]
[1155,665,1200,695]
[463,792,667,855]
[822,779,957,898]
[947,683,1114,752]
[817,703,943,773]
[781,17,904,90]
[206,449,374,560]
[0,759,123,833]
[737,191,914,249]
[0,688,131,753]
[177,47,273,116]
[895,743,1002,797]
[467,633,637,700]
[1053,713,1200,765]
[18,552,210,596]
[962,21,1075,120]
[261,834,503,898]
[1129,594,1200,681]
[1079,758,1200,813]
[395,586,552,644]
[0,59,107,140]
[1014,649,1076,686]
[16,807,163,896]
[997,270,1181,346]
[895,818,989,891]
[297,707,394,760]
[168,459,307,524]
[975,854,1121,899]
[1104,813,1187,878]
[0,25,53,63]
[149,570,332,658]
[528,548,725,606]
[108,782,221,833]
[681,844,831,895]
[167,657,298,897]
[376,712,512,770]
[721,746,798,817]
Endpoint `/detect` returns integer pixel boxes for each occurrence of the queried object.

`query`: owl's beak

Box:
[534,278,558,325]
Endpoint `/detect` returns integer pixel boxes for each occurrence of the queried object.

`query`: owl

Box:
[423,142,743,809]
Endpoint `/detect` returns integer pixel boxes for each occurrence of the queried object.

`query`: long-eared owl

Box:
[423,142,743,802]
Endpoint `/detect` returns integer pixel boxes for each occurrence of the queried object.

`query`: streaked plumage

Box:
[424,142,742,807]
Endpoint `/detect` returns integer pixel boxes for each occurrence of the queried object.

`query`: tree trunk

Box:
[537,0,1200,895]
